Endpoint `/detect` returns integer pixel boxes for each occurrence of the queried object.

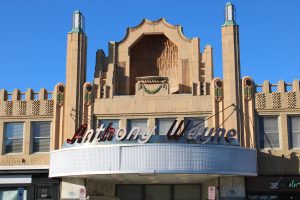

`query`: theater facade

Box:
[0,2,299,200]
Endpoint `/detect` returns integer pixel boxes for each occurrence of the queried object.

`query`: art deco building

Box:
[0,2,299,200]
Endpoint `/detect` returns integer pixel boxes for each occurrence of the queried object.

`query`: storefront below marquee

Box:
[246,176,300,200]
[58,175,249,200]
[0,170,60,200]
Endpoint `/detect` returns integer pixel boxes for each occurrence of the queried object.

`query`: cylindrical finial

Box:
[223,2,237,26]
[72,10,85,33]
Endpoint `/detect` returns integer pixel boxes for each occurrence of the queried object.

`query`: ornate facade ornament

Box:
[287,92,296,108]
[84,84,93,106]
[136,76,168,95]
[272,92,281,108]
[214,79,223,102]
[255,93,266,109]
[56,84,64,107]
[244,78,253,101]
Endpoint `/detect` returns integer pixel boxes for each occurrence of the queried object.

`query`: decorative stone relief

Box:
[243,78,253,101]
[17,101,27,115]
[31,100,40,115]
[137,76,168,95]
[214,79,223,102]
[4,101,13,116]
[272,92,281,108]
[255,93,266,109]
[45,100,54,115]
[0,99,53,117]
[0,157,49,165]
[287,92,296,108]
[129,34,178,94]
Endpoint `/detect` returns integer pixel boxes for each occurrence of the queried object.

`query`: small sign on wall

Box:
[208,186,216,200]
[79,187,86,200]
[17,188,24,200]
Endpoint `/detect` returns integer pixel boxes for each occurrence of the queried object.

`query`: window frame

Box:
[258,115,280,150]
[31,121,52,153]
[127,119,148,134]
[288,115,300,149]
[97,119,120,129]
[155,118,177,135]
[184,117,206,133]
[4,122,24,154]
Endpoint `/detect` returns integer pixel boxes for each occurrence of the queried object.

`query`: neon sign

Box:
[65,120,238,146]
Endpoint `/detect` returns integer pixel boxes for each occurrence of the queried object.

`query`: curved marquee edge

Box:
[49,144,257,178]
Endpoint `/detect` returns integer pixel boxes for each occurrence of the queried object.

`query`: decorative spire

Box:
[71,10,85,33]
[223,2,237,26]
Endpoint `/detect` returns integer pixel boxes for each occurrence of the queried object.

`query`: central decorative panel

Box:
[129,34,178,94]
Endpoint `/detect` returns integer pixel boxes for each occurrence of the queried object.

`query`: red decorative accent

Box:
[99,123,115,141]
[67,124,87,144]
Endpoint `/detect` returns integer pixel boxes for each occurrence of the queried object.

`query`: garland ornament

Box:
[136,76,168,94]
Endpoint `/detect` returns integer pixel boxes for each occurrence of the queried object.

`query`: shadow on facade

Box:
[258,151,299,175]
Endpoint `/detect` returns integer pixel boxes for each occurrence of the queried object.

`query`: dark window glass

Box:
[117,184,201,200]
[117,185,143,200]
[174,185,201,200]
[145,185,171,200]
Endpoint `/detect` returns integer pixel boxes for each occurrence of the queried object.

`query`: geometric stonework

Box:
[17,101,27,115]
[4,101,13,116]
[129,35,178,95]
[271,92,281,108]
[31,100,40,115]
[255,93,266,109]
[287,92,296,108]
[45,100,54,115]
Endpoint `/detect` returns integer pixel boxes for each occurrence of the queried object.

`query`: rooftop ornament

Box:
[223,2,237,26]
[71,10,85,33]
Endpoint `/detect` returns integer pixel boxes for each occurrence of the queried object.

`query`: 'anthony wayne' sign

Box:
[63,120,239,148]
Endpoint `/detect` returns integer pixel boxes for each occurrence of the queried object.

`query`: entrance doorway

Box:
[117,184,201,200]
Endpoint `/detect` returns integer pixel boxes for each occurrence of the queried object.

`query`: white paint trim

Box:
[0,175,32,184]
[0,165,49,170]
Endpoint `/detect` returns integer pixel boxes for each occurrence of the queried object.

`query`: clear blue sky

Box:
[0,0,299,92]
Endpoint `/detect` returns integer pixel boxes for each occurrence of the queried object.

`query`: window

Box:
[98,119,120,130]
[288,116,300,148]
[127,119,148,134]
[155,118,176,135]
[259,116,279,148]
[32,122,51,153]
[184,117,205,132]
[0,188,28,200]
[4,122,24,153]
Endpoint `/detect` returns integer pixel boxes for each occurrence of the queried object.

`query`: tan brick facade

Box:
[0,3,299,200]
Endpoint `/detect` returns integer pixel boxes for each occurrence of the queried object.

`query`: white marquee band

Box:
[49,144,257,177]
